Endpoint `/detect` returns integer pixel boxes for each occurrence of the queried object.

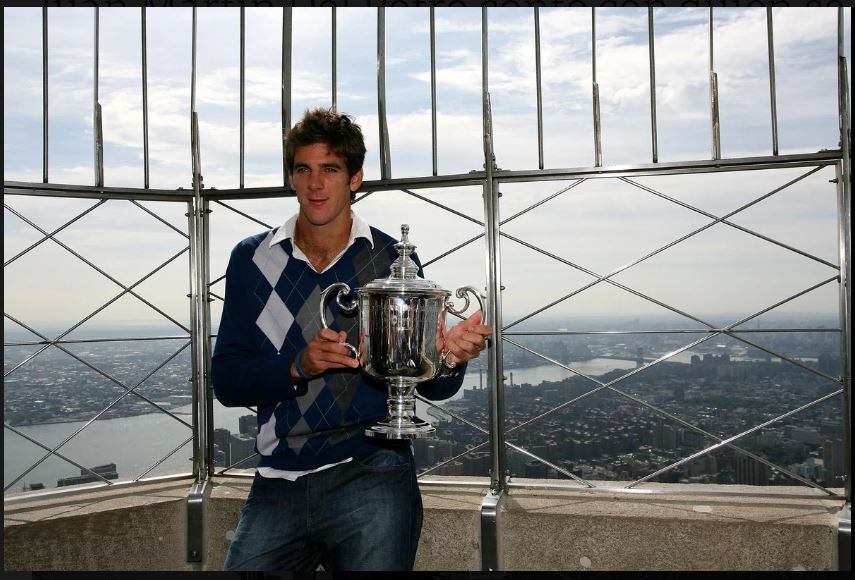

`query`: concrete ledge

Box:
[3,479,192,571]
[500,479,845,571]
[3,476,845,571]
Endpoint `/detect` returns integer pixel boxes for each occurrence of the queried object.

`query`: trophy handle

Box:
[442,285,486,370]
[319,282,359,359]
[446,285,485,319]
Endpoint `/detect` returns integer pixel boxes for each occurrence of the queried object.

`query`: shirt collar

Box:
[269,210,374,271]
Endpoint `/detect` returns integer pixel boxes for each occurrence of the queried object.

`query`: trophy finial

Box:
[391,224,418,279]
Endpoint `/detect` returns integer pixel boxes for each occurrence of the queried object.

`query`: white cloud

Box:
[3,7,847,320]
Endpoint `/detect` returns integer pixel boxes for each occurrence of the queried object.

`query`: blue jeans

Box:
[223,445,423,571]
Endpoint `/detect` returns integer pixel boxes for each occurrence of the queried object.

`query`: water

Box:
[4,358,639,492]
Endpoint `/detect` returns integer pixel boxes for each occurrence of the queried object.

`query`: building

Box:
[238,414,258,437]
[213,428,232,467]
[229,433,258,469]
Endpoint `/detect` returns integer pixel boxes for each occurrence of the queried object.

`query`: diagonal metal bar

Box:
[500,276,842,492]
[130,200,190,239]
[503,232,717,331]
[417,439,488,478]
[724,327,842,385]
[4,423,116,487]
[627,388,843,489]
[352,190,375,205]
[212,200,274,230]
[504,337,837,496]
[500,180,586,225]
[419,180,585,268]
[3,203,192,336]
[4,340,193,492]
[4,199,107,267]
[423,234,484,269]
[4,314,194,430]
[401,188,483,227]
[3,246,190,380]
[415,394,594,486]
[619,176,838,270]
[505,165,825,330]
[503,273,842,438]
[216,452,261,475]
[134,434,194,481]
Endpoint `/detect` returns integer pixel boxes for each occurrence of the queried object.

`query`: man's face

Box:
[290,142,363,229]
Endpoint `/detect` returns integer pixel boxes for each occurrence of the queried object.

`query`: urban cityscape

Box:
[3,314,845,491]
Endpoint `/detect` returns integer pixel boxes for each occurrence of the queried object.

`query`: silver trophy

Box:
[319,224,484,439]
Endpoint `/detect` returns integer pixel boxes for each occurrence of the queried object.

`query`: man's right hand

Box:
[291,328,360,381]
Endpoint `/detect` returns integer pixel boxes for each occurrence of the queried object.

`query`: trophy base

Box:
[364,415,435,440]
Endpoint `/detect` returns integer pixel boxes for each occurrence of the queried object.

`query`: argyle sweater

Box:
[211,225,466,471]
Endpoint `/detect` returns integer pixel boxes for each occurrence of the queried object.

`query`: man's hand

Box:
[291,328,359,381]
[442,310,492,367]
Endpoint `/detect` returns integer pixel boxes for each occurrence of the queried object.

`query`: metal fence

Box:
[3,5,851,568]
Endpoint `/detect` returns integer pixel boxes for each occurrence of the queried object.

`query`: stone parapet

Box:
[2,475,845,571]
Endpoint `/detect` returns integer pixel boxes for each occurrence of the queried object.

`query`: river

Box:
[3,357,642,492]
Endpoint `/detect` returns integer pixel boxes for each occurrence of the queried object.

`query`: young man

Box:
[212,108,492,571]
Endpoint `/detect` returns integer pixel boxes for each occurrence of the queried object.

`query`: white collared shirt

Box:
[259,209,372,480]
[269,210,374,273]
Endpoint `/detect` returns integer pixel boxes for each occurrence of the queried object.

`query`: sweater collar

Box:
[269,210,374,273]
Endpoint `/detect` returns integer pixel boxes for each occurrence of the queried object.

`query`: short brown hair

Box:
[285,108,366,179]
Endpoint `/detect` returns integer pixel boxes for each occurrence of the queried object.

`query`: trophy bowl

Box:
[319,224,483,439]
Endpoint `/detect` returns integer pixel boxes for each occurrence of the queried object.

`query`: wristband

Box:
[294,352,310,382]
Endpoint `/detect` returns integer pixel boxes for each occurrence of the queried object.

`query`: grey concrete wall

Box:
[3,479,192,571]
[499,480,843,571]
[3,476,845,572]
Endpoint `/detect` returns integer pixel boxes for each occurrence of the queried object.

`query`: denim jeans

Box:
[223,445,423,571]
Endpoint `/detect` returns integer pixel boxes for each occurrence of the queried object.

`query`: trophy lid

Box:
[361,224,449,294]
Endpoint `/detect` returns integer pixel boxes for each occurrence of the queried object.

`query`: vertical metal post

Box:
[94,7,103,187]
[240,7,245,189]
[282,6,292,186]
[191,8,197,134]
[186,110,212,560]
[189,112,212,480]
[188,7,211,482]
[592,8,602,167]
[430,6,438,176]
[767,7,779,156]
[710,7,721,160]
[481,6,505,497]
[836,8,852,502]
[377,7,391,180]
[534,7,544,170]
[647,6,658,163]
[43,6,49,184]
[142,7,150,189]
[95,104,104,188]
[481,8,505,570]
[332,6,337,112]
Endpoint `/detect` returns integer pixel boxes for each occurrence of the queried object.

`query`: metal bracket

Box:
[186,478,210,563]
[839,502,851,571]
[480,489,503,571]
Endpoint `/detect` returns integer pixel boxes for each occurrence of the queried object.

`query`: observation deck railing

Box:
[4,6,850,570]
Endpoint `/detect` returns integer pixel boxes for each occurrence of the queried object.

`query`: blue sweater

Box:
[211,225,466,471]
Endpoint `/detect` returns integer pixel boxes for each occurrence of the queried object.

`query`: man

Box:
[212,108,492,571]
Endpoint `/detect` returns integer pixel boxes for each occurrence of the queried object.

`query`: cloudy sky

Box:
[3,7,851,338]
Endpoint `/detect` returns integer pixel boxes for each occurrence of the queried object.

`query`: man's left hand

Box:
[443,310,492,367]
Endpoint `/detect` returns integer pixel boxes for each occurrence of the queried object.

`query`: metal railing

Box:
[3,6,850,570]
